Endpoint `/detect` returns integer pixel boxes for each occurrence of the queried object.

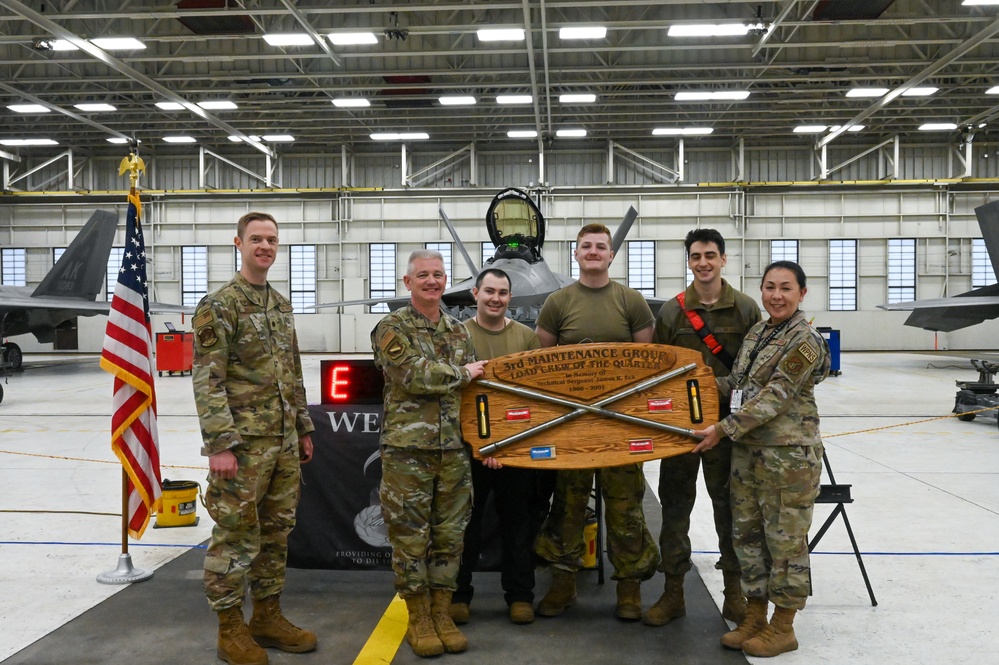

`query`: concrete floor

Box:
[0,350,997,664]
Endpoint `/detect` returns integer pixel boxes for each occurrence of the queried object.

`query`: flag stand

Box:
[97,469,153,584]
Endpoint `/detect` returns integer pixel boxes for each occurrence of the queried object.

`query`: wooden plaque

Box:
[461,343,718,469]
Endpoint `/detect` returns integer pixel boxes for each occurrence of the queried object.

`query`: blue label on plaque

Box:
[529,446,556,460]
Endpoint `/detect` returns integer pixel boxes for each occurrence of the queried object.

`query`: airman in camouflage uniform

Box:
[371,249,486,658]
[692,261,829,658]
[194,212,316,665]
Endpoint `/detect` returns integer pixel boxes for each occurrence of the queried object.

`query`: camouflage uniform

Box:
[652,279,761,576]
[372,304,476,596]
[193,272,314,612]
[716,308,829,610]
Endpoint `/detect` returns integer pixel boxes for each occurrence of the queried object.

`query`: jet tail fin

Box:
[611,206,639,256]
[32,209,118,300]
[974,199,999,282]
[439,206,480,277]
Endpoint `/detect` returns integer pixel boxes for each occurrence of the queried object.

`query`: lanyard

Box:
[742,317,793,379]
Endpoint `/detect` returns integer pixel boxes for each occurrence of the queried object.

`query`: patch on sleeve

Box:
[193,309,214,329]
[198,325,219,348]
[797,342,818,364]
[379,330,406,362]
[782,354,805,377]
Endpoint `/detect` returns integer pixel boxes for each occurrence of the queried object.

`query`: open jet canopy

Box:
[485,188,546,265]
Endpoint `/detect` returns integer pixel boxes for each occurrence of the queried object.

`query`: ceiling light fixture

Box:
[556,129,587,137]
[263,134,295,142]
[902,87,938,96]
[667,24,750,37]
[332,98,371,108]
[439,96,476,106]
[652,127,714,136]
[198,100,238,110]
[793,125,828,133]
[49,39,79,51]
[507,130,538,138]
[106,137,130,144]
[919,123,958,131]
[846,88,889,98]
[155,101,185,110]
[162,136,197,143]
[675,91,750,101]
[497,95,533,104]
[263,33,315,47]
[74,103,117,112]
[828,125,866,132]
[559,26,607,40]
[91,37,146,50]
[370,132,430,141]
[0,138,58,146]
[559,93,596,103]
[327,32,379,45]
[7,104,50,113]
[477,28,525,42]
[962,1,999,6]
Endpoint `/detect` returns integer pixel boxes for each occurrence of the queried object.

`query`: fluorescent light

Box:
[962,1,999,5]
[497,95,532,104]
[559,93,596,103]
[846,87,888,98]
[902,87,938,97]
[74,103,116,112]
[263,134,294,142]
[263,33,315,47]
[675,91,750,101]
[227,135,263,142]
[156,101,185,110]
[327,32,378,45]
[507,130,538,138]
[668,24,750,37]
[332,98,371,108]
[918,123,957,131]
[439,96,476,106]
[793,125,828,133]
[8,104,49,113]
[652,127,713,136]
[987,86,999,95]
[559,26,607,40]
[828,125,866,132]
[198,100,238,110]
[556,129,587,138]
[50,39,78,51]
[477,28,525,42]
[91,37,145,50]
[370,132,429,141]
[107,137,130,144]
[0,138,58,146]
[163,135,197,143]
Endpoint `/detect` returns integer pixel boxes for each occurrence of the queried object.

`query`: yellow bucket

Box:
[156,479,200,528]
[582,515,599,569]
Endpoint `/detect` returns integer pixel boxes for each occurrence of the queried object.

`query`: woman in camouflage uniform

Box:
[691,261,830,658]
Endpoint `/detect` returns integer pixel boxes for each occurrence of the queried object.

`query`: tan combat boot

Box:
[720,596,768,650]
[217,607,268,665]
[449,601,470,625]
[741,605,799,657]
[509,601,535,624]
[248,595,317,653]
[403,592,445,658]
[641,573,685,626]
[429,589,468,653]
[615,579,642,620]
[537,569,577,617]
[722,570,748,624]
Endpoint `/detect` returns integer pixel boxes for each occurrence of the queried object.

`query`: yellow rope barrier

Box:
[0,448,205,471]
[822,405,998,439]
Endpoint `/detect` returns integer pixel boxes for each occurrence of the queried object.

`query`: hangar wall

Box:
[2,141,999,355]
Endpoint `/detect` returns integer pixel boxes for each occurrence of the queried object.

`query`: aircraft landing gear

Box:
[953,359,999,427]
[2,342,23,371]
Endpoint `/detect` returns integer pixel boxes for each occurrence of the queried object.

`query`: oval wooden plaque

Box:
[461,343,718,469]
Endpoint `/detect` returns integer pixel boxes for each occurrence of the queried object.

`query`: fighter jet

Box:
[315,187,654,323]
[878,199,999,332]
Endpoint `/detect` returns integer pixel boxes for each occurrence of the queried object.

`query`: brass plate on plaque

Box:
[460,343,718,469]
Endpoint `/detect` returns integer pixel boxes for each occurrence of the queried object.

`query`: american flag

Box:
[100,188,162,539]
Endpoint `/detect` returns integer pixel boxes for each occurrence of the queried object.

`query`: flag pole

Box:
[98,150,154,585]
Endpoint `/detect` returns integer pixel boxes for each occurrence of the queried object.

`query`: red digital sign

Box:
[320,359,385,404]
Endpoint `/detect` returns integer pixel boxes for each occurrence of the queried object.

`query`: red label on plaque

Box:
[629,439,654,453]
[647,398,673,412]
[506,408,531,421]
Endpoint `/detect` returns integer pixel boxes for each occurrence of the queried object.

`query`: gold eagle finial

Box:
[118,152,146,187]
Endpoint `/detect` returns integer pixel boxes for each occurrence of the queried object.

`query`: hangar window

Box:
[568,241,580,280]
[369,243,396,313]
[829,239,857,311]
[887,238,916,303]
[972,238,995,287]
[182,246,208,308]
[290,245,316,314]
[53,247,66,264]
[481,241,496,266]
[628,241,656,297]
[1,248,26,286]
[105,247,124,301]
[771,240,799,263]
[426,242,453,278]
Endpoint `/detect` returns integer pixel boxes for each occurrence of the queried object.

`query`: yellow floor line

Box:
[352,594,407,664]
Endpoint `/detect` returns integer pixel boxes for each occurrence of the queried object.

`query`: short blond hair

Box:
[576,223,612,243]
[237,212,278,239]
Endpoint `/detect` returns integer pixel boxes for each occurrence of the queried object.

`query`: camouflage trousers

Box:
[203,433,302,612]
[656,438,739,575]
[535,465,660,580]
[730,442,822,610]
[379,446,472,596]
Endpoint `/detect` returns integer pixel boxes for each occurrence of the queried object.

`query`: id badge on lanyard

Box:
[730,389,744,412]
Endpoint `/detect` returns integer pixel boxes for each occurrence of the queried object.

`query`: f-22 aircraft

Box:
[317,187,656,322]
[878,199,999,332]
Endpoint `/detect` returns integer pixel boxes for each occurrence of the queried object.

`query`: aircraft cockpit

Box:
[485,188,546,265]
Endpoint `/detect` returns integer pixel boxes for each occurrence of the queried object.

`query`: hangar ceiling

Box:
[2,0,999,157]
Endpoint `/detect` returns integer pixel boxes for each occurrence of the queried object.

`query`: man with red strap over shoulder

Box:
[644,228,761,628]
